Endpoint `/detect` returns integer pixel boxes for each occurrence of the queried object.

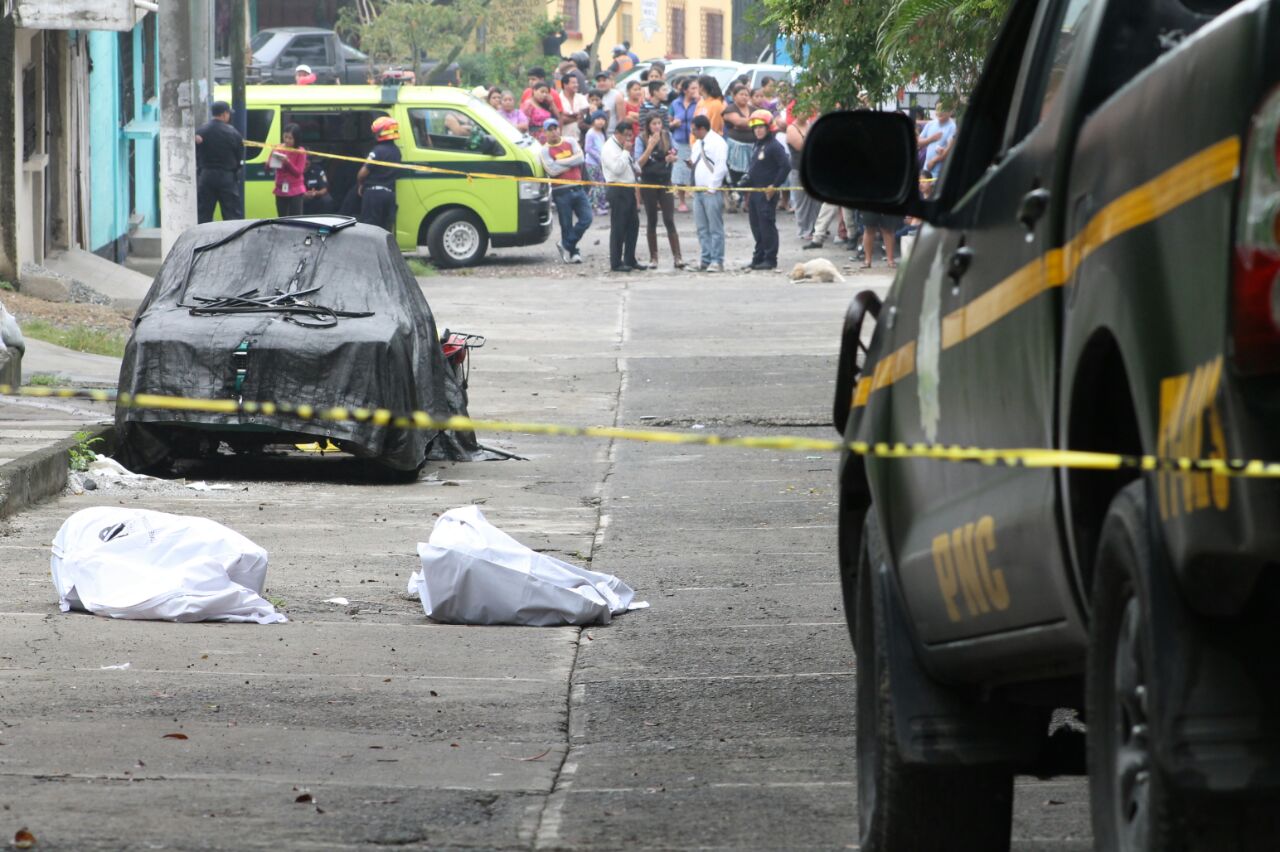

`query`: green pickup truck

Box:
[803,0,1280,849]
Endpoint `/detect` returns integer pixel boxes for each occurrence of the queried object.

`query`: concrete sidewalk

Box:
[0,341,118,518]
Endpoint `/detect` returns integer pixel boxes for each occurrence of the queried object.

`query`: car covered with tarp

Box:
[115,215,480,475]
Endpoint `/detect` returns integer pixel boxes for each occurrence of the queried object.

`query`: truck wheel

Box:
[856,513,1014,852]
[1086,482,1175,851]
[426,209,488,268]
[1086,482,1280,851]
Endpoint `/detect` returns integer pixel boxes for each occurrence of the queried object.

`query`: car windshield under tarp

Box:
[168,217,393,320]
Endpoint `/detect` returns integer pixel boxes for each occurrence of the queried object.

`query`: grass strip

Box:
[20,319,126,358]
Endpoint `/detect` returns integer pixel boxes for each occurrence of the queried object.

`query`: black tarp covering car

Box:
[115,216,479,473]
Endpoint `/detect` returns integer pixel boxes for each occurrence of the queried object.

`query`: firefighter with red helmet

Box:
[357,116,403,232]
[741,109,789,271]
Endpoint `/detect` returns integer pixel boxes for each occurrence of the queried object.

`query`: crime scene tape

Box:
[4,384,1280,479]
[244,139,802,194]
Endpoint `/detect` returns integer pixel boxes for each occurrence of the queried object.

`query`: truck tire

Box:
[426,209,488,268]
[1086,482,1280,851]
[856,513,1014,852]
[1086,482,1177,851]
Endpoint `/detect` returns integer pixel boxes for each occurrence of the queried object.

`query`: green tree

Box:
[345,0,485,74]
[878,0,1010,96]
[764,0,1010,112]
[339,0,554,91]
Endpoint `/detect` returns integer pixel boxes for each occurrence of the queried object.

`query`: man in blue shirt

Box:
[741,110,790,271]
[919,102,956,179]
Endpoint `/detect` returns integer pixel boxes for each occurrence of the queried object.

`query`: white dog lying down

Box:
[789,257,846,283]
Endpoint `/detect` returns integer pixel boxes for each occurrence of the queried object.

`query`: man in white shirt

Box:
[601,119,640,272]
[596,72,621,133]
[688,115,728,272]
[555,75,589,141]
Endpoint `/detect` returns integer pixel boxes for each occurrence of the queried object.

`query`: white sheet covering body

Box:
[409,505,647,626]
[50,507,286,624]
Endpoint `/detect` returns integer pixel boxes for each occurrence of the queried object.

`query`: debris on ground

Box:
[65,454,235,496]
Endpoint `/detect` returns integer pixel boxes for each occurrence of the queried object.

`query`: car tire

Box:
[426,209,488,268]
[1085,482,1280,851]
[367,460,423,484]
[856,512,1014,852]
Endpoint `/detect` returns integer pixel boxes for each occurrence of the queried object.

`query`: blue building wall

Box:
[87,17,159,259]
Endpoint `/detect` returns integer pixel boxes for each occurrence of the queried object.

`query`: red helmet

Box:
[748,109,774,128]
[371,116,400,141]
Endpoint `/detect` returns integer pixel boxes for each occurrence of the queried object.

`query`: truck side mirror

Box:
[802,111,933,221]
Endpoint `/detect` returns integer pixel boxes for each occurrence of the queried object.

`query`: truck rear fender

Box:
[1061,328,1142,604]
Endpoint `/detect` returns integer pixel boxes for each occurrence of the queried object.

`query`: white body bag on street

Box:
[50,507,286,624]
[409,505,647,626]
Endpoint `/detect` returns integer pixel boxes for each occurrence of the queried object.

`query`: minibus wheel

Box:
[426,209,488,268]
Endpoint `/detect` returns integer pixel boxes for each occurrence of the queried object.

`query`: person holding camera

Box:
[634,113,684,269]
[741,110,790,271]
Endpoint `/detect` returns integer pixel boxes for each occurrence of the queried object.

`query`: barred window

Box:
[702,10,723,58]
[669,6,685,58]
[563,0,581,35]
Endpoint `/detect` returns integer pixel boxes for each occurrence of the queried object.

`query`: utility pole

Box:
[230,0,247,146]
[0,14,17,282]
[159,1,198,256]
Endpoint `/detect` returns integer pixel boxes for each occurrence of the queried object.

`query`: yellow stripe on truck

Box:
[856,136,1241,406]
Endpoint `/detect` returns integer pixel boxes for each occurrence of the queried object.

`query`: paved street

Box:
[0,215,1090,849]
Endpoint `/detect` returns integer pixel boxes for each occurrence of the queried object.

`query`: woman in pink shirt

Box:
[522,83,559,143]
[271,123,307,217]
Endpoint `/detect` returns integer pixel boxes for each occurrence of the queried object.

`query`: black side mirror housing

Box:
[801,111,938,223]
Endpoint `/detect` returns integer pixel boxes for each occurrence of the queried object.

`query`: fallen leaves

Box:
[13,828,35,849]
[162,733,189,740]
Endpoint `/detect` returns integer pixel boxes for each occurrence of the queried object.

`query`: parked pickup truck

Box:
[803,0,1280,850]
[214,27,374,85]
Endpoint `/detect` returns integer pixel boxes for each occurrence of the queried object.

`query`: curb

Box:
[0,425,116,520]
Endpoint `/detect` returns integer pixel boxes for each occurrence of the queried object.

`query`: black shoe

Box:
[801,241,824,250]
[611,265,635,273]
[751,262,777,270]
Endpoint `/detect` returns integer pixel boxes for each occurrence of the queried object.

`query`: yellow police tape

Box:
[244,139,799,195]
[5,384,1279,478]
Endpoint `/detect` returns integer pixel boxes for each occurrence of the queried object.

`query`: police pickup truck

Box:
[214,28,373,85]
[802,1,1280,849]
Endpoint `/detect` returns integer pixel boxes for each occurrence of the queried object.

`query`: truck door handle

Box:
[948,246,974,281]
[1018,188,1051,231]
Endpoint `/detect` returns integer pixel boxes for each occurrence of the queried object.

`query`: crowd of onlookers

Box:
[485,48,808,272]
[198,44,963,275]
[481,47,964,275]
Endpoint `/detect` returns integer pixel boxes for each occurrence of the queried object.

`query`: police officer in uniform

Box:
[742,109,790,271]
[357,116,402,232]
[302,158,335,215]
[195,101,244,223]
